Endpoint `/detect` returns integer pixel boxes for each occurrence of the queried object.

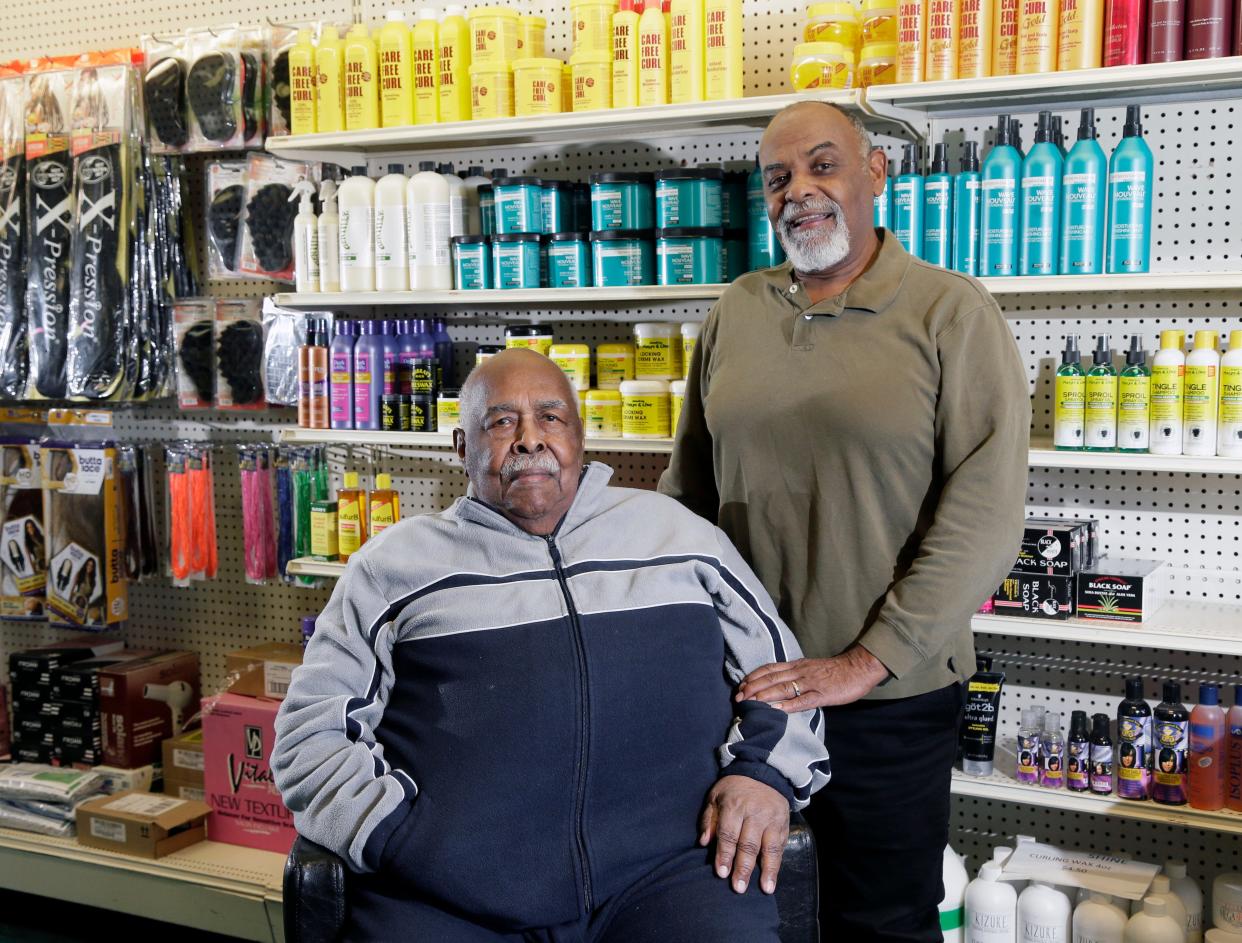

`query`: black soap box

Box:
[1075,558,1167,624]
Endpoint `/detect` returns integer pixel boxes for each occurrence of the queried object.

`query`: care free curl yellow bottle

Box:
[413,8,441,124]
[344,23,380,131]
[613,0,641,107]
[289,28,318,134]
[638,0,669,105]
[316,25,346,133]
[669,0,706,102]
[439,5,472,122]
[379,11,415,127]
[703,0,743,100]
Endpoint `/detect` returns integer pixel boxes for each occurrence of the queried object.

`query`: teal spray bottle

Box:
[1059,107,1107,275]
[981,115,1021,277]
[952,142,981,276]
[874,170,892,230]
[1085,334,1119,451]
[893,144,924,258]
[1107,104,1154,274]
[1020,111,1063,277]
[922,143,953,269]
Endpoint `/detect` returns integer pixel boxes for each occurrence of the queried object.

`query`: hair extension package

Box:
[215,299,265,409]
[205,160,246,277]
[41,430,127,630]
[174,298,216,408]
[238,153,316,283]
[0,438,47,620]
[0,70,27,400]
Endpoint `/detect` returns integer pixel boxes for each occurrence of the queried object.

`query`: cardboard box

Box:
[202,693,295,854]
[162,729,205,786]
[77,790,210,858]
[13,746,52,764]
[993,573,1075,620]
[164,781,206,803]
[52,654,149,703]
[93,764,159,795]
[99,651,200,768]
[1013,522,1085,575]
[9,637,126,694]
[225,643,303,701]
[1075,558,1168,624]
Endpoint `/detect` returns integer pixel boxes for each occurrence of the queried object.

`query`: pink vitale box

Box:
[201,693,295,854]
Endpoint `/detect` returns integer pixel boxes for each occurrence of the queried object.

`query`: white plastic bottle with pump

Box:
[1125,898,1184,943]
[375,163,409,292]
[339,167,376,292]
[1019,882,1072,943]
[942,845,970,942]
[460,165,488,235]
[1074,893,1128,943]
[1183,330,1220,456]
[440,162,468,238]
[290,179,319,293]
[1145,876,1188,941]
[406,160,452,290]
[318,179,341,292]
[1218,330,1242,458]
[966,861,1017,942]
[1150,329,1186,455]
[1163,861,1203,943]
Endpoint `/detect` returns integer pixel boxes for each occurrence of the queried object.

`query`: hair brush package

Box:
[0,74,27,401]
[215,299,265,409]
[237,152,315,283]
[41,439,127,630]
[205,159,245,278]
[265,26,296,139]
[173,298,216,408]
[240,28,266,149]
[141,36,189,153]
[0,440,46,620]
[186,27,245,151]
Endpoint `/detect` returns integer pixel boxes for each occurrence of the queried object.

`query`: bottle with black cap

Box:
[438,161,468,237]
[1153,680,1190,806]
[1085,334,1118,451]
[952,141,981,275]
[1020,110,1063,276]
[1107,104,1154,273]
[1118,335,1151,452]
[1059,107,1107,275]
[1089,713,1114,795]
[1054,334,1086,450]
[893,143,925,258]
[1067,710,1091,792]
[981,114,1021,276]
[923,143,953,268]
[1118,676,1153,800]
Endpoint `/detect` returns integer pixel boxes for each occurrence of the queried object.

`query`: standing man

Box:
[659,101,1030,942]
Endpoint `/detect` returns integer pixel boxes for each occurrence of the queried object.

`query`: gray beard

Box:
[778,201,852,273]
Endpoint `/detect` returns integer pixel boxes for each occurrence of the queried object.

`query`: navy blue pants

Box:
[346,845,780,942]
[806,683,962,943]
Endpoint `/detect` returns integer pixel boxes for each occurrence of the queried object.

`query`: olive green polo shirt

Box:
[658,231,1031,700]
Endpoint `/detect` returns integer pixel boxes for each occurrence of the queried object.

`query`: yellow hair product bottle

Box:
[368,473,401,537]
[896,0,927,83]
[337,472,368,562]
[379,12,415,127]
[413,9,441,124]
[638,0,669,105]
[1056,0,1103,70]
[316,25,346,133]
[703,0,743,100]
[1017,0,1060,72]
[613,0,642,107]
[289,29,318,135]
[669,0,706,103]
[344,23,381,130]
[957,0,993,77]
[993,0,1021,74]
[925,0,961,80]
[439,5,473,122]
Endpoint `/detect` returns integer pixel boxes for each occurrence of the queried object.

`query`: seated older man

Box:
[271,348,830,943]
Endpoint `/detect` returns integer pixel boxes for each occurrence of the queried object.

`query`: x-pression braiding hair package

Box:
[0,440,45,619]
[0,73,26,401]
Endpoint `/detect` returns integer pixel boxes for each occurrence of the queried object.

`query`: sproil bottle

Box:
[439,5,472,123]
[1118,335,1151,453]
[981,115,1021,277]
[379,11,415,128]
[638,0,669,105]
[613,0,642,107]
[1085,334,1118,451]
[669,0,705,103]
[1153,680,1190,806]
[1020,110,1063,276]
[952,141,981,275]
[316,25,347,133]
[413,8,441,124]
[894,143,925,258]
[1184,329,1221,455]
[1059,107,1107,275]
[923,142,953,268]
[1106,105,1154,274]
[289,28,318,135]
[345,23,381,131]
[1219,330,1242,458]
[703,0,743,100]
[1054,334,1086,450]
[1150,330,1186,455]
[339,168,376,292]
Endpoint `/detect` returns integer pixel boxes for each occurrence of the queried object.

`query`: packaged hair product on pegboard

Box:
[0,70,27,401]
[237,153,316,282]
[165,441,217,586]
[238,444,278,585]
[117,443,158,582]
[185,26,246,151]
[141,34,190,153]
[240,27,266,149]
[206,159,246,278]
[214,299,265,409]
[265,25,297,139]
[262,298,332,408]
[173,298,216,408]
[0,437,46,620]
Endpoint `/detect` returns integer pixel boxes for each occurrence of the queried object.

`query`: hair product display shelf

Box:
[276,427,675,452]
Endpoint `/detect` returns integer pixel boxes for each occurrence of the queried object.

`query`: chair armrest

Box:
[775,811,819,943]
[284,835,349,943]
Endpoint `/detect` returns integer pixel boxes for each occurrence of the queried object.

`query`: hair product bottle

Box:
[337,471,367,563]
[965,861,1017,941]
[1148,0,1187,61]
[1150,329,1186,454]
[1118,676,1153,800]
[1040,711,1066,789]
[1226,685,1242,812]
[613,0,642,107]
[993,0,1022,73]
[1018,0,1061,72]
[375,164,410,292]
[1220,330,1242,457]
[316,25,347,133]
[639,0,669,105]
[1186,0,1234,57]
[413,8,441,124]
[923,143,953,268]
[898,0,929,82]
[299,319,330,429]
[407,160,452,290]
[669,0,706,102]
[339,168,377,292]
[1074,893,1127,943]
[941,846,969,941]
[1189,683,1227,812]
[1163,861,1204,943]
[289,28,318,135]
[1091,712,1114,794]
[1018,883,1072,942]
[981,116,1021,276]
[1107,105,1154,274]
[438,5,472,123]
[703,0,743,100]
[1152,680,1189,806]
[345,23,381,131]
[1055,335,1086,450]
[1060,107,1107,275]
[952,142,982,275]
[1058,0,1105,68]
[1118,335,1151,452]
[926,0,963,80]
[292,180,320,294]
[329,321,356,430]
[875,172,893,230]
[1068,710,1091,792]
[958,0,994,76]
[1126,898,1184,943]
[1017,706,1043,785]
[318,179,342,293]
[353,320,385,431]
[1147,876,1190,933]
[1020,111,1063,276]
[1085,335,1118,451]
[369,472,401,537]
[1103,0,1147,63]
[379,11,416,127]
[1183,329,1220,456]
[440,162,467,238]
[895,143,926,258]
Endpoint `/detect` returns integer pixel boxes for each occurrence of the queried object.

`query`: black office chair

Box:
[284,813,820,943]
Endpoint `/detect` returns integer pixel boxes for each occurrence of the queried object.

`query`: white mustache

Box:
[500,452,561,483]
[778,198,843,235]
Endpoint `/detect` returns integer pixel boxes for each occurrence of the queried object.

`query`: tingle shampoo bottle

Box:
[1183,329,1220,456]
[1060,107,1107,275]
[1220,330,1242,457]
[1149,329,1186,455]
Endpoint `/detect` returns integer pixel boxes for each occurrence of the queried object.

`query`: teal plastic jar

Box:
[492,233,542,289]
[573,183,592,231]
[589,172,654,231]
[722,170,748,230]
[494,177,544,235]
[541,180,575,235]
[722,229,748,281]
[452,235,492,290]
[655,168,724,228]
[656,227,724,285]
[547,232,591,288]
[478,185,496,236]
[590,230,654,287]
[747,164,786,270]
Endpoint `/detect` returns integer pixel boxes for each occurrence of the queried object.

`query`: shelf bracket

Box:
[858,91,929,145]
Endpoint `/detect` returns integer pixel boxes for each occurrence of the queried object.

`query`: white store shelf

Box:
[1028,438,1242,474]
[0,829,285,942]
[287,557,346,579]
[973,600,1242,656]
[951,767,1242,835]
[276,426,677,453]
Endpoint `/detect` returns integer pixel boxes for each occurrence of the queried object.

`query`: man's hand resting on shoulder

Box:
[699,775,790,896]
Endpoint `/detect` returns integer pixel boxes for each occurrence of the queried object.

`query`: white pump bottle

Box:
[338,167,376,292]
[290,179,319,294]
[966,861,1017,942]
[317,179,341,292]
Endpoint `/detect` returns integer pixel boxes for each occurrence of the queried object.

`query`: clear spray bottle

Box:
[1040,711,1065,789]
[291,179,319,294]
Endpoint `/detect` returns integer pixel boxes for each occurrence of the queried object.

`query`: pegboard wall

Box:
[2,0,1242,895]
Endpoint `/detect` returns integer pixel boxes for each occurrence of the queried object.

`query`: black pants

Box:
[805,683,962,943]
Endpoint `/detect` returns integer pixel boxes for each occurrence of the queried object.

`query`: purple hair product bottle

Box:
[1016,707,1042,785]
[352,321,386,431]
[1117,676,1153,800]
[330,321,356,430]
[396,319,419,394]
[1152,680,1190,806]
[380,319,401,395]
[432,318,455,383]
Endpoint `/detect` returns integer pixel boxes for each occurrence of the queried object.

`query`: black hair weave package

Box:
[0,77,26,400]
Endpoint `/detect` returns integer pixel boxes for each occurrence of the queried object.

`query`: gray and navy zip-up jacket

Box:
[272,462,830,929]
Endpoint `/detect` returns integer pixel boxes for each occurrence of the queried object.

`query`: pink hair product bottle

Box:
[1104,0,1148,63]
[1147,0,1186,60]
[1185,0,1234,57]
